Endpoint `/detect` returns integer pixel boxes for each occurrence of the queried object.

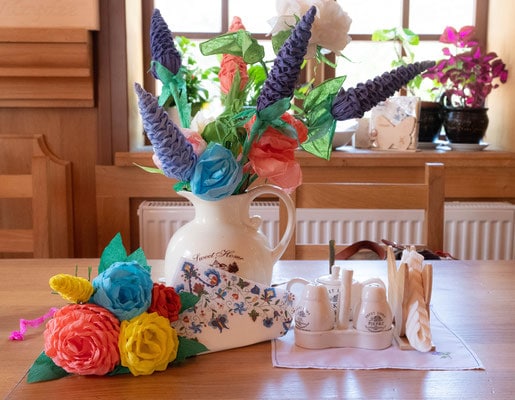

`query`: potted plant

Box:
[372,28,444,144]
[422,26,508,144]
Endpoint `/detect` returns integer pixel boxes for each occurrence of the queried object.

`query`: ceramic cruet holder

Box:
[294,268,393,350]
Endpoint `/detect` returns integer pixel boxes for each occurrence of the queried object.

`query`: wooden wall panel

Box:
[0,28,94,107]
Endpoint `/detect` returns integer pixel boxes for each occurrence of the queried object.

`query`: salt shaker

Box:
[354,283,392,333]
[295,284,334,332]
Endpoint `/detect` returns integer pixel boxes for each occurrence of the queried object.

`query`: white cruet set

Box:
[286,266,393,350]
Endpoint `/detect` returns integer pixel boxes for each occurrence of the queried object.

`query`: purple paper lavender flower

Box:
[134,83,197,181]
[150,9,182,78]
[331,61,436,121]
[256,6,316,111]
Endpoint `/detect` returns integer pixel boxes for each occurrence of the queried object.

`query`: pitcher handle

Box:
[247,185,296,262]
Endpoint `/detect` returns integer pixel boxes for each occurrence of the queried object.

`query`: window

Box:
[146,0,486,90]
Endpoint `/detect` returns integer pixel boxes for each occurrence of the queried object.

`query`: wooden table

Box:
[1,258,514,399]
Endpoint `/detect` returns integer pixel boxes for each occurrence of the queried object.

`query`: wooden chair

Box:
[280,162,445,260]
[0,134,74,257]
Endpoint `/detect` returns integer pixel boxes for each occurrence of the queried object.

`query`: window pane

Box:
[336,41,397,89]
[229,0,276,34]
[409,0,475,34]
[154,0,222,33]
[344,0,402,34]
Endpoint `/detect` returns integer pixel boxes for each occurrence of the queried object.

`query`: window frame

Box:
[142,0,488,91]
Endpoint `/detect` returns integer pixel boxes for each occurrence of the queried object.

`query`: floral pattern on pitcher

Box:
[171,260,295,352]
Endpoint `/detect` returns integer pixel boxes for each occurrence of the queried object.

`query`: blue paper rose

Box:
[190,142,243,201]
[90,261,153,321]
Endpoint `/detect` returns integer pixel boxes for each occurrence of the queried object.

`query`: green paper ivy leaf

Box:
[179,291,200,313]
[303,76,346,113]
[301,118,336,160]
[174,336,209,362]
[301,76,346,160]
[200,30,264,64]
[27,352,69,383]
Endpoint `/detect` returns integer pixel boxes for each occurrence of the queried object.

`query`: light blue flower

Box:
[190,142,243,201]
[90,261,153,321]
[233,302,247,315]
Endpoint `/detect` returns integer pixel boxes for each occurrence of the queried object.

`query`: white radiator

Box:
[138,201,515,260]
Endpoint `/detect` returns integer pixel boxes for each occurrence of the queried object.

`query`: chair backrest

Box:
[280,162,445,260]
[0,134,73,257]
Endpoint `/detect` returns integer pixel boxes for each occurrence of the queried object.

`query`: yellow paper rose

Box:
[119,312,179,376]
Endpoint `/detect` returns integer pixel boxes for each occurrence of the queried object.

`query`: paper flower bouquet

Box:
[10,234,295,383]
[10,234,207,382]
[136,2,434,201]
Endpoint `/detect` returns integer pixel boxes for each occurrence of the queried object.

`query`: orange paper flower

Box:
[44,304,120,376]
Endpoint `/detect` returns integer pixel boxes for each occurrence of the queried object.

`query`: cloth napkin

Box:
[272,308,484,370]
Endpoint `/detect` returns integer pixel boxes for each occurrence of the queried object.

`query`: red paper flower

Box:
[148,283,182,322]
[44,304,120,375]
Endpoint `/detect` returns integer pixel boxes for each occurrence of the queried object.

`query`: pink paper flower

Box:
[247,113,307,193]
[44,304,120,376]
[181,127,207,155]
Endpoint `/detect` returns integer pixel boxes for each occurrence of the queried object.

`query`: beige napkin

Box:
[272,308,483,370]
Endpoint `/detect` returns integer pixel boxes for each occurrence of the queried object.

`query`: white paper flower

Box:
[269,0,352,58]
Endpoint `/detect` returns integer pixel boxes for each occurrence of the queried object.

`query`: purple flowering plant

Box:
[422,26,508,108]
[136,2,434,201]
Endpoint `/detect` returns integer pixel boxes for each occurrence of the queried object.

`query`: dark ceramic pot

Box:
[441,107,489,144]
[418,101,443,143]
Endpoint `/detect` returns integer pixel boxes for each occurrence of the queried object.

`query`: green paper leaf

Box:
[300,76,346,160]
[107,364,131,376]
[243,98,292,157]
[153,61,191,128]
[134,163,165,175]
[302,118,337,160]
[303,76,346,112]
[98,233,128,274]
[179,292,200,313]
[258,97,291,122]
[271,29,292,55]
[173,181,190,193]
[127,247,151,273]
[174,336,208,362]
[200,31,264,64]
[27,352,69,383]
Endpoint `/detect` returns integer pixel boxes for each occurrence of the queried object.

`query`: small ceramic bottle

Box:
[354,283,393,333]
[295,284,334,332]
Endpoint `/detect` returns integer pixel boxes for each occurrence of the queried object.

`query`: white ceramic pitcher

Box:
[164,185,295,286]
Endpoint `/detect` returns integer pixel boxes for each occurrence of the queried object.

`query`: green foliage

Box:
[171,36,220,113]
[372,27,441,100]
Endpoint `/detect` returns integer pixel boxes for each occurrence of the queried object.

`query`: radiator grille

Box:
[138,201,515,260]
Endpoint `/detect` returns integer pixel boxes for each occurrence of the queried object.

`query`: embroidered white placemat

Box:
[272,309,484,370]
